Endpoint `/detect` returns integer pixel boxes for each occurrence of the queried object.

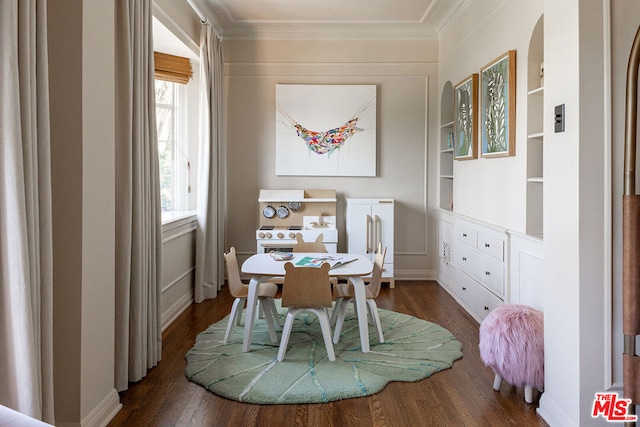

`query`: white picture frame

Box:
[275,84,377,176]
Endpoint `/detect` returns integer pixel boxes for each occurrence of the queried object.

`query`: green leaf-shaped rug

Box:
[185,303,463,404]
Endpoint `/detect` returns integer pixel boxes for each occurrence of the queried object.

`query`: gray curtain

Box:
[195,24,225,303]
[0,0,54,422]
[114,0,163,391]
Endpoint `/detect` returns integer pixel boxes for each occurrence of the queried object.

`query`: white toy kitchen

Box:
[256,189,338,254]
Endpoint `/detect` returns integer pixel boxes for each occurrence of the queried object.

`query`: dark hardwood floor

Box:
[108,281,548,427]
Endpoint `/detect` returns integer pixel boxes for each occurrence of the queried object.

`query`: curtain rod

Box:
[186,0,208,24]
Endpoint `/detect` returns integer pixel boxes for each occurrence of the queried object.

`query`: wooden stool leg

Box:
[493,374,502,391]
[525,385,534,403]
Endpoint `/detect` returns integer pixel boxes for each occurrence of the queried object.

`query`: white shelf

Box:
[439,82,455,211]
[258,189,337,203]
[525,14,544,239]
[528,86,544,96]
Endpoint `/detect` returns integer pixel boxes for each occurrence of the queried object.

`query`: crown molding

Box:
[194,0,471,41]
[219,22,439,41]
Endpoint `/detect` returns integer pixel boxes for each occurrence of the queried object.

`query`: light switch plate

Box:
[555,104,565,133]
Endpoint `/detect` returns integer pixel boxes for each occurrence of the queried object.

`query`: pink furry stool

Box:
[479,304,544,403]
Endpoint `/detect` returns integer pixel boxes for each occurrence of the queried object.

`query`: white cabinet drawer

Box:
[477,284,503,322]
[445,215,508,324]
[456,244,504,298]
[455,223,477,247]
[476,256,504,297]
[455,243,476,273]
[477,232,504,261]
[456,268,503,322]
[456,268,480,311]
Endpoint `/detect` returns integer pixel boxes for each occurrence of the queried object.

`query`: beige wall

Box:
[540,1,608,425]
[153,0,200,54]
[439,0,544,231]
[161,218,197,330]
[49,1,84,422]
[224,39,440,279]
[46,0,201,425]
[48,0,119,424]
[440,0,614,425]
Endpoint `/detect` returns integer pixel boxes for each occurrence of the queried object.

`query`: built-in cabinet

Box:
[526,15,544,237]
[436,14,546,322]
[455,221,506,299]
[346,198,394,288]
[439,213,456,286]
[508,231,544,311]
[452,214,507,322]
[438,209,543,323]
[439,82,454,210]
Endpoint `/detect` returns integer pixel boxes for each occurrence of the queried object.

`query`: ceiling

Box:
[193,0,471,40]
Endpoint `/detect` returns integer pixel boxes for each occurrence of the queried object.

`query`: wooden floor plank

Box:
[108,281,548,427]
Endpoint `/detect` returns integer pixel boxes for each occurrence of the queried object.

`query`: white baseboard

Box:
[84,388,121,427]
[537,392,577,427]
[54,388,121,427]
[392,268,438,281]
[161,291,193,332]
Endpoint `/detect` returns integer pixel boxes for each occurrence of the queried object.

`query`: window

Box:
[155,79,180,211]
[153,52,198,216]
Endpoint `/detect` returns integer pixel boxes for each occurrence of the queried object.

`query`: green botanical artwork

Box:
[454,74,477,159]
[481,51,515,157]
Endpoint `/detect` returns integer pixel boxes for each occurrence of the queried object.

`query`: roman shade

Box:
[154,52,192,84]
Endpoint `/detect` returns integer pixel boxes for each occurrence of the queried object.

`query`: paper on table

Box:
[294,255,357,269]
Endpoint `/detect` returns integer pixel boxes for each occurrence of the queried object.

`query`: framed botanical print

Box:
[453,74,478,160]
[480,50,516,157]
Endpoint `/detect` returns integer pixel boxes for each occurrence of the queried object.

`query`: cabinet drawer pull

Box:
[462,287,467,291]
[462,257,467,261]
[484,243,490,248]
[484,306,490,311]
[485,271,491,276]
[462,233,467,237]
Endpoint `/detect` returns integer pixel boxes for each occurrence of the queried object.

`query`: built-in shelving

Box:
[526,15,544,238]
[528,86,544,96]
[439,83,454,210]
